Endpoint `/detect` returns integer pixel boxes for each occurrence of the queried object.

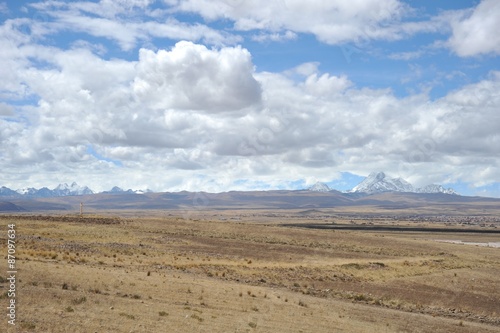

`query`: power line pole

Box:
[80,202,83,217]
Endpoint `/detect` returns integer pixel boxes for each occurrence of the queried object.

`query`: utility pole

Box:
[80,202,83,217]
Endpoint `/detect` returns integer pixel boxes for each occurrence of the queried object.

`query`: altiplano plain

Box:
[1,210,499,332]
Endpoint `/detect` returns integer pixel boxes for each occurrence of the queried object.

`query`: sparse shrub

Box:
[20,321,36,330]
[62,283,69,290]
[298,300,307,307]
[249,322,257,328]
[191,314,204,322]
[65,306,74,312]
[159,311,168,317]
[71,296,87,305]
[341,263,363,269]
[119,312,136,319]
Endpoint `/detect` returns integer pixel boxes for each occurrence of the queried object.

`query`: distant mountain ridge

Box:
[350,172,457,195]
[14,182,93,198]
[0,183,150,198]
[0,173,457,199]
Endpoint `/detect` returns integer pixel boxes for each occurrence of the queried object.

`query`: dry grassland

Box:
[1,214,499,332]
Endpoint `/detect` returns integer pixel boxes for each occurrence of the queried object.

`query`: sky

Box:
[0,0,499,197]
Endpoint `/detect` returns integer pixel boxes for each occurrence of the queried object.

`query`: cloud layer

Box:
[0,0,499,194]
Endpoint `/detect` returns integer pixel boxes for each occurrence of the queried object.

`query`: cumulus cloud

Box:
[447,0,500,57]
[133,41,262,112]
[3,35,500,192]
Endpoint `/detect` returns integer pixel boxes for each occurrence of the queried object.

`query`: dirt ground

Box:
[1,213,499,332]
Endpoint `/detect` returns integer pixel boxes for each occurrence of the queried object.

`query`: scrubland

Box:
[1,213,499,332]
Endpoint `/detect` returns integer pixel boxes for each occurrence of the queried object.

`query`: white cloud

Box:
[0,2,499,193]
[169,0,445,44]
[251,30,297,43]
[2,50,500,191]
[28,1,241,50]
[133,41,262,112]
[447,0,500,57]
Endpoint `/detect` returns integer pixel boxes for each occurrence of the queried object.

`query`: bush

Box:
[71,296,87,305]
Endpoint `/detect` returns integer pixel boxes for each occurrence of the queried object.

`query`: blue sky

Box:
[0,0,499,196]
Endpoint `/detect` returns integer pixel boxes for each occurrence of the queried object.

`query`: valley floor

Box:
[1,213,499,332]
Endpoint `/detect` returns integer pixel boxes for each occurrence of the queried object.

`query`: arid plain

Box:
[1,207,500,333]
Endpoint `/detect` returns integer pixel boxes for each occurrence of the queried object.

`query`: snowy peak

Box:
[102,186,151,194]
[53,182,94,196]
[352,172,414,194]
[307,182,331,192]
[352,172,458,195]
[5,183,94,198]
[1,183,152,198]
[416,184,458,195]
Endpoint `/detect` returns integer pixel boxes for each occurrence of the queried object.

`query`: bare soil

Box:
[1,213,499,332]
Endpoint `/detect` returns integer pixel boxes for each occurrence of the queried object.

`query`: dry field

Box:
[1,212,500,332]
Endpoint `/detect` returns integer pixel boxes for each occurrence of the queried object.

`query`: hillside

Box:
[2,190,500,217]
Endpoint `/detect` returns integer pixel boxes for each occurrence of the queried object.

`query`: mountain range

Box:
[0,172,457,199]
[352,172,457,195]
[308,172,457,195]
[0,182,149,198]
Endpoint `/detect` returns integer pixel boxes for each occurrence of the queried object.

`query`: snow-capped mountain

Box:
[415,184,458,195]
[16,187,37,196]
[307,182,331,192]
[0,182,154,198]
[52,182,94,196]
[2,182,94,198]
[352,172,413,194]
[351,172,458,195]
[102,186,152,194]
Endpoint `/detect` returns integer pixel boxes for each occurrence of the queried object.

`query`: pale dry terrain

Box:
[1,213,499,332]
